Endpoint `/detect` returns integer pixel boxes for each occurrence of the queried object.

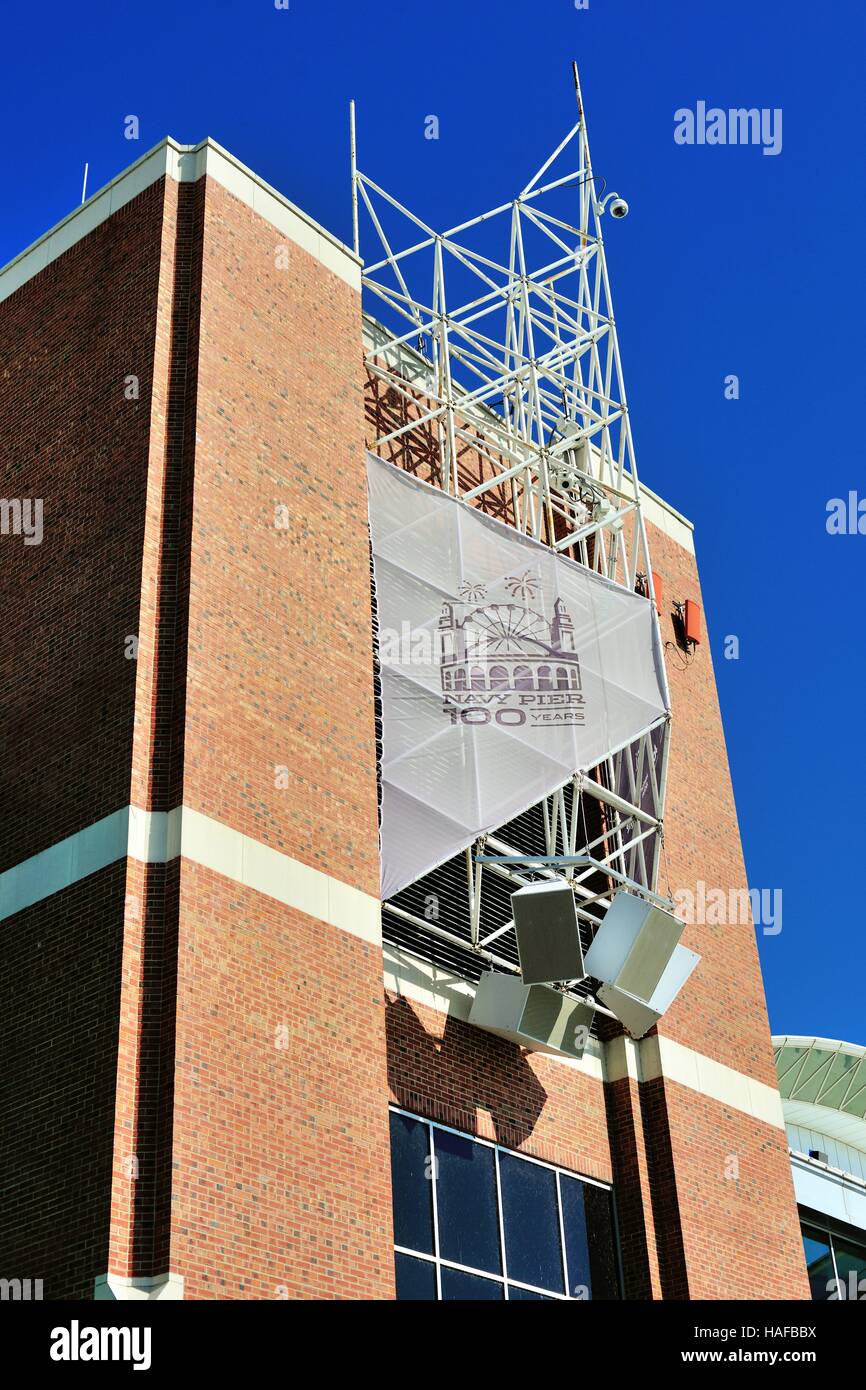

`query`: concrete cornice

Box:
[0,136,361,303]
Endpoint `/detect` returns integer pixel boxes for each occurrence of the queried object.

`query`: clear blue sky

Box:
[2,0,863,1045]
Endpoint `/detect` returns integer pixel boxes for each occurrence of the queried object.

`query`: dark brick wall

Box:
[0,865,126,1299]
[0,182,167,871]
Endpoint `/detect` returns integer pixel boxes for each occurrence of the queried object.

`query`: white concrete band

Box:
[0,806,382,947]
[0,136,361,304]
[1,814,782,1126]
[385,944,785,1130]
[639,1033,785,1130]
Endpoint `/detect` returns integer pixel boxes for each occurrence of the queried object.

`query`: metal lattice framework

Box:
[355,66,673,988]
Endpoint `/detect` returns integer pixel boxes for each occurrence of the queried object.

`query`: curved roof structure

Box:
[773,1035,866,1153]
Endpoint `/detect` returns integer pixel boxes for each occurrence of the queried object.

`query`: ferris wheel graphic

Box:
[437,588,580,704]
[465,603,551,655]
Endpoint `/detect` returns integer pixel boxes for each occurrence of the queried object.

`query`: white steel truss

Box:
[356,65,674,988]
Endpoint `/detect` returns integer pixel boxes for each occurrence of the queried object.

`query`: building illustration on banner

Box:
[438,584,585,727]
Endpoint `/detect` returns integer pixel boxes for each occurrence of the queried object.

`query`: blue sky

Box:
[2,0,863,1044]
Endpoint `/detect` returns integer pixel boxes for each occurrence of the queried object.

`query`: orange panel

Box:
[684,598,702,645]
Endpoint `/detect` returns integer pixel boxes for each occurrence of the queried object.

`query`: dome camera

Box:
[599,191,629,219]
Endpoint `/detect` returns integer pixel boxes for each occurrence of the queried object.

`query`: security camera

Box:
[599,192,629,219]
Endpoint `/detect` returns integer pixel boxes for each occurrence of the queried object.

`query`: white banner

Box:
[368,456,669,900]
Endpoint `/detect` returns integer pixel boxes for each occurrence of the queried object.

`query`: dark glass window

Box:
[395,1253,437,1301]
[434,1127,501,1275]
[389,1111,434,1255]
[801,1220,866,1301]
[802,1226,834,1300]
[499,1152,564,1293]
[441,1267,503,1300]
[560,1173,591,1297]
[833,1234,866,1300]
[389,1108,620,1301]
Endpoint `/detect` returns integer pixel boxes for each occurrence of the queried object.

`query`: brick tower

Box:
[0,127,809,1300]
[1,140,391,1300]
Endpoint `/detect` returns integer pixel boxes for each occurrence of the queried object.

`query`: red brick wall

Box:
[647,522,779,1087]
[168,863,392,1299]
[147,177,391,1298]
[186,179,378,894]
[603,1075,667,1299]
[649,1080,808,1299]
[94,176,208,1288]
[106,857,181,1284]
[386,991,612,1183]
[634,518,808,1299]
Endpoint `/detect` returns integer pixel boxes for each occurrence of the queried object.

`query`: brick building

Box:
[0,129,810,1301]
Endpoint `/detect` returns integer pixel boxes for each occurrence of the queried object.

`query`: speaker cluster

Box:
[469,878,699,1057]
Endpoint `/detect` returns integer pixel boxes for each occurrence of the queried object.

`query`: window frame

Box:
[390,1105,620,1301]
[800,1215,866,1300]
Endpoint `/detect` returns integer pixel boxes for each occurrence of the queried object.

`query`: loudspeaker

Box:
[583,889,684,1000]
[597,985,660,1040]
[512,878,584,984]
[598,943,700,1039]
[469,972,596,1060]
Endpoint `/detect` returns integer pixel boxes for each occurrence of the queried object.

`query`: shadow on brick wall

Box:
[385,993,548,1149]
